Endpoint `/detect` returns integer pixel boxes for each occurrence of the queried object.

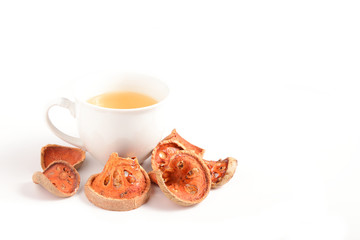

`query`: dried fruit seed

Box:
[186,168,199,179]
[184,184,198,195]
[159,151,167,160]
[177,160,184,169]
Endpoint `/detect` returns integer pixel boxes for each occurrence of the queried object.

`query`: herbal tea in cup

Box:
[45,72,169,164]
[87,91,158,109]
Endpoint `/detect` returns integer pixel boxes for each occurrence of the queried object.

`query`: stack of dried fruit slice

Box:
[33,144,85,197]
[149,129,238,206]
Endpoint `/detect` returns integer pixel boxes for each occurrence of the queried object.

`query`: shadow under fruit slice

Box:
[32,160,80,197]
[155,150,211,206]
[84,152,151,211]
[41,144,86,170]
[204,157,238,188]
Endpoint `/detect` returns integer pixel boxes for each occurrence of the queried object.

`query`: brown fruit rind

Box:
[162,129,205,157]
[84,153,151,211]
[32,160,80,197]
[41,144,86,170]
[155,150,211,206]
[85,174,151,211]
[205,157,238,188]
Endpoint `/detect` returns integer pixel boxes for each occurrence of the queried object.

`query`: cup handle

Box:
[45,97,86,150]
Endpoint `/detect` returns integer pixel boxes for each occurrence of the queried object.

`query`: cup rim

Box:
[74,72,170,112]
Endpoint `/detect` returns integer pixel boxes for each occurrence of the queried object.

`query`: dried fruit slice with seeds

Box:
[150,157,238,188]
[84,152,151,211]
[155,150,211,206]
[32,160,80,197]
[204,157,238,188]
[151,129,237,188]
[41,144,86,170]
[151,139,185,171]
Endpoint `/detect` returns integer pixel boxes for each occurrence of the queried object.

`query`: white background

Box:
[0,1,359,239]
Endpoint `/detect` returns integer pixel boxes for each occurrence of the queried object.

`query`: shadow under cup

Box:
[48,73,169,165]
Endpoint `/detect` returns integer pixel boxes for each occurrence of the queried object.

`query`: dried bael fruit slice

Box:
[151,129,204,172]
[155,150,211,206]
[41,144,86,170]
[151,130,238,188]
[84,153,151,211]
[204,157,238,188]
[32,160,80,197]
[163,129,205,157]
[151,139,185,171]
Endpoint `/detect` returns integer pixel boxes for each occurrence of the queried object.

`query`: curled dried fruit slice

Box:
[84,153,151,211]
[155,150,211,206]
[204,157,238,188]
[41,144,86,170]
[32,161,80,197]
[163,129,205,157]
[151,139,185,171]
[151,129,237,188]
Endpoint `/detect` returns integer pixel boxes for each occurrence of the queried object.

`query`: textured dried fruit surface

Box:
[44,161,80,193]
[32,161,80,197]
[151,130,237,188]
[163,129,205,157]
[156,150,211,206]
[84,152,151,211]
[204,157,237,188]
[41,144,86,170]
[151,140,184,171]
[90,153,147,199]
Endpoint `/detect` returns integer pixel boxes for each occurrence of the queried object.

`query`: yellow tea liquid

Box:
[87,91,158,109]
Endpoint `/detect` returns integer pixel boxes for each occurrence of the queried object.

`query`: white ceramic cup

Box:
[45,72,169,165]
